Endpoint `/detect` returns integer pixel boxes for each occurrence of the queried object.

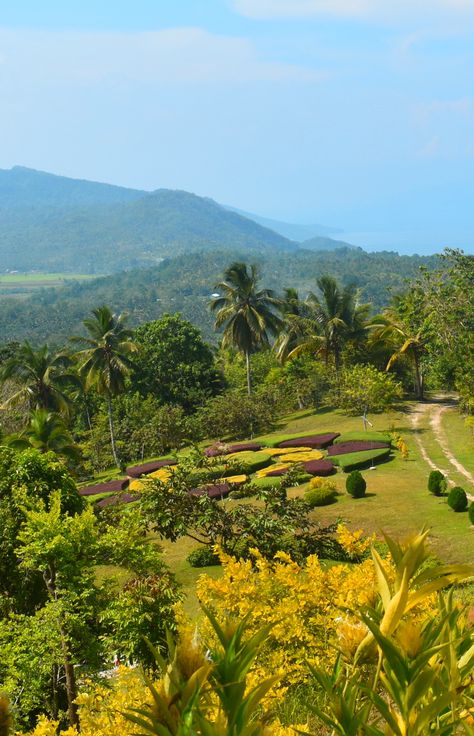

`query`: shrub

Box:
[428,470,447,496]
[469,502,474,525]
[259,431,338,448]
[226,451,272,474]
[334,431,391,444]
[304,486,337,507]
[346,470,367,498]
[331,364,403,415]
[447,486,468,512]
[187,546,221,567]
[303,459,335,476]
[328,441,389,456]
[332,447,391,472]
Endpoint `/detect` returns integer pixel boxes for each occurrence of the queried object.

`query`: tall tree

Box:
[210,262,281,395]
[72,306,138,468]
[0,342,77,416]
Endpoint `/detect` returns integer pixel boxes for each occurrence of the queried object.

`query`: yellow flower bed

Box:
[128,478,145,492]
[223,474,248,485]
[149,466,174,481]
[278,450,323,462]
[255,463,292,478]
[262,447,313,456]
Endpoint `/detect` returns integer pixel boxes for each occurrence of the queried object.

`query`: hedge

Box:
[226,451,272,473]
[97,493,139,508]
[259,431,339,448]
[204,442,262,457]
[334,431,391,445]
[303,459,335,476]
[190,483,232,499]
[79,478,129,496]
[84,491,115,504]
[126,458,178,477]
[328,441,390,456]
[277,433,340,449]
[331,447,391,472]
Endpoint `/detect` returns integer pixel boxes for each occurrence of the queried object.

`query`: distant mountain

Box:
[300,235,357,251]
[0,166,144,208]
[223,205,341,241]
[0,168,298,272]
[0,248,440,346]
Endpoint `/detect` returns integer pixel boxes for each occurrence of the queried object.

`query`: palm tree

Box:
[6,409,80,462]
[0,342,78,415]
[210,262,282,395]
[370,299,429,400]
[72,306,138,468]
[277,277,370,372]
[274,288,309,363]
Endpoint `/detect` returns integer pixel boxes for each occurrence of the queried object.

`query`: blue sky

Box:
[1,1,474,247]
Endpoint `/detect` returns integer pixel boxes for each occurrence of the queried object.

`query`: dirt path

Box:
[409,399,474,501]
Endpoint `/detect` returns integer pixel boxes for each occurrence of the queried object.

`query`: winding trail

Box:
[409,399,474,501]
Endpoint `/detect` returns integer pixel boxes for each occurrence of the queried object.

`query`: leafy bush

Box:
[469,502,474,524]
[187,546,220,567]
[259,430,338,448]
[305,479,338,507]
[194,390,277,441]
[328,440,389,456]
[346,470,367,498]
[332,447,391,471]
[305,486,337,507]
[428,470,447,496]
[226,451,272,473]
[447,486,468,512]
[331,364,403,415]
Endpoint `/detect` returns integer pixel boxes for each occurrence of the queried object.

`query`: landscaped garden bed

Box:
[327,440,390,456]
[126,458,178,477]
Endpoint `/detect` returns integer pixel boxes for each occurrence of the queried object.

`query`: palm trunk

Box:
[245,351,252,396]
[107,396,120,468]
[413,351,424,401]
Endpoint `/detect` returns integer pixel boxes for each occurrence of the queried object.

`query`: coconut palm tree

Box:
[72,306,138,468]
[0,342,78,416]
[6,409,80,462]
[210,262,282,395]
[370,297,430,400]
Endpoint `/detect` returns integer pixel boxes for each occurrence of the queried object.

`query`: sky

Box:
[1,0,474,247]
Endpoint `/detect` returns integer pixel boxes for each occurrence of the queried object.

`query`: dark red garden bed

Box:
[126,459,178,477]
[79,478,129,496]
[190,482,232,499]
[303,459,335,476]
[204,442,262,457]
[278,433,340,449]
[327,441,389,456]
[97,493,139,508]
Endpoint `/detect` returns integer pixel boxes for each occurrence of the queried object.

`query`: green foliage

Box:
[304,485,337,507]
[332,363,403,415]
[427,469,447,496]
[334,431,391,444]
[187,546,221,568]
[133,314,223,410]
[447,485,468,512]
[468,502,474,524]
[332,447,391,472]
[345,470,367,498]
[195,390,277,441]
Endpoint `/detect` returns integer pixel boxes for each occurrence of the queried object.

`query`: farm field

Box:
[0,272,96,299]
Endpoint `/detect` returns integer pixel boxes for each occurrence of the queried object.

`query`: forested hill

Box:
[0,247,440,345]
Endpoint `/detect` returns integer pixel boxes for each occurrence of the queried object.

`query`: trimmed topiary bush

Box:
[346,470,367,498]
[468,502,474,525]
[334,431,391,445]
[304,485,337,507]
[187,546,221,567]
[332,447,391,471]
[447,486,468,512]
[428,470,447,496]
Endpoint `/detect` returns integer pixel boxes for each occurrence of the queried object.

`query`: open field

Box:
[0,272,96,299]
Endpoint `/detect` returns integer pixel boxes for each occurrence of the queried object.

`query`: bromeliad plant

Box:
[305,529,474,736]
[125,608,279,736]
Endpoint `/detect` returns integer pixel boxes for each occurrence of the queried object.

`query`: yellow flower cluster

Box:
[255,464,291,478]
[336,523,375,558]
[262,447,313,456]
[277,450,323,462]
[222,474,248,485]
[197,547,380,684]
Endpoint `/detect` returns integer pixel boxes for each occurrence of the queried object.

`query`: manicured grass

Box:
[441,407,474,479]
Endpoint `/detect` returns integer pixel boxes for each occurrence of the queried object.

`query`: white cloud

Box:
[233,0,474,21]
[0,27,322,87]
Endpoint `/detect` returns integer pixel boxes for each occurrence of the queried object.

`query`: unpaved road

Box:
[409,400,474,501]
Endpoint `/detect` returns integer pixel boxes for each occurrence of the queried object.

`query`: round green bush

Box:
[428,470,447,496]
[468,502,474,525]
[187,546,220,568]
[447,486,468,512]
[304,486,337,507]
[346,470,367,498]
